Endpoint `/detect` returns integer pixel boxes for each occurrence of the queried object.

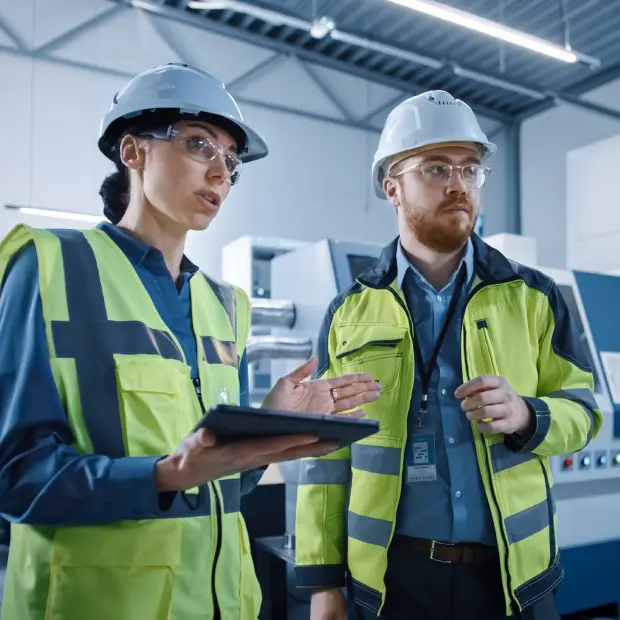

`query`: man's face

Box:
[384,145,484,253]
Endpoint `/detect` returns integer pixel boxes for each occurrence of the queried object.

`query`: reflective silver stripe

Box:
[504,498,551,545]
[348,511,392,548]
[548,388,597,411]
[299,459,350,485]
[351,444,401,476]
[548,388,597,444]
[201,336,238,367]
[202,273,237,340]
[489,442,535,474]
[218,478,241,514]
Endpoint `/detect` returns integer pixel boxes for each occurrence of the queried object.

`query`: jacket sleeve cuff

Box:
[295,564,346,589]
[505,397,550,454]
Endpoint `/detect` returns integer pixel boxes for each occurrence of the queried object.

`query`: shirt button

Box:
[455,491,462,498]
[436,295,442,302]
[448,437,455,444]
[442,389,447,395]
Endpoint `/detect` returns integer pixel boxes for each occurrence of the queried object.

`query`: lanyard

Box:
[412,267,467,428]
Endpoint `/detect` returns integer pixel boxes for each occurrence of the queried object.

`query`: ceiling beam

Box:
[0,14,29,51]
[518,61,620,121]
[0,43,383,136]
[34,6,126,55]
[118,0,515,126]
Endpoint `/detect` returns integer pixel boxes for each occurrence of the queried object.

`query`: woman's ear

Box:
[119,135,144,171]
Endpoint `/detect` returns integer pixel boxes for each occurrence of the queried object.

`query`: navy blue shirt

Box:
[394,238,496,546]
[0,222,261,527]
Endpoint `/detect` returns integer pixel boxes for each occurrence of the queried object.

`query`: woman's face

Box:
[130,120,239,232]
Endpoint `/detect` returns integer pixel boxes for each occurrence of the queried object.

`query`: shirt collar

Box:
[396,236,474,293]
[97,221,199,277]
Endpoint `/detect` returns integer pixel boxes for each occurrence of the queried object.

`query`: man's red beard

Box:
[403,195,477,253]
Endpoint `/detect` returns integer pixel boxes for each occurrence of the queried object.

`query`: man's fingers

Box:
[455,375,502,398]
[326,372,375,390]
[461,388,504,412]
[465,403,507,422]
[477,419,509,435]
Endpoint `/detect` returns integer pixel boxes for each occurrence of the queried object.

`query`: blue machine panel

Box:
[574,271,620,438]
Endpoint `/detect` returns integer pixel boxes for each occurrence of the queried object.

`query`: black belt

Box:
[392,535,498,565]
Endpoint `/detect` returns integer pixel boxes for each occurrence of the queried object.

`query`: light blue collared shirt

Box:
[394,237,496,545]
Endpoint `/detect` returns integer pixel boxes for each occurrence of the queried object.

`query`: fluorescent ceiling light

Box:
[6,205,102,223]
[452,64,547,100]
[386,0,600,67]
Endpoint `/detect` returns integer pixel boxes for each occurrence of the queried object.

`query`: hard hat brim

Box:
[98,104,268,164]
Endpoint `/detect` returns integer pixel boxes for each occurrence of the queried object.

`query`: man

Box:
[294,90,602,620]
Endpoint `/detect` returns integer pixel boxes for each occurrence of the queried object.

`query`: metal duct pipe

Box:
[246,336,312,363]
[251,299,296,329]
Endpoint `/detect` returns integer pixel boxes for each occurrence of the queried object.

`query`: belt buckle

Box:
[429,540,453,563]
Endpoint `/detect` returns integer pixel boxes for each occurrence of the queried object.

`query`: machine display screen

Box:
[347,254,376,281]
[557,284,602,393]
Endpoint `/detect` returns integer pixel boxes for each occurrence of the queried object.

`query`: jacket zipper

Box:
[193,377,223,620]
[392,277,518,611]
[462,306,518,611]
[475,319,501,376]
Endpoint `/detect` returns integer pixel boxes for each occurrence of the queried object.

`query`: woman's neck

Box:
[117,202,187,282]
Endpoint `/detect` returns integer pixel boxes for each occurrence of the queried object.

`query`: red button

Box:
[563,457,573,468]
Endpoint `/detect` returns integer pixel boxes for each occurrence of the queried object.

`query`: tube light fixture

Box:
[5,204,102,223]
[385,0,600,68]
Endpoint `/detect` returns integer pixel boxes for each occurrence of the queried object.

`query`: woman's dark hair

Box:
[99,152,130,225]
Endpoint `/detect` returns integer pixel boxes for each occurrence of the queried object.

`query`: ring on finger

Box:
[330,388,338,403]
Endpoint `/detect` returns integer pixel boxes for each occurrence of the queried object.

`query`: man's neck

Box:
[118,202,187,282]
[400,232,467,291]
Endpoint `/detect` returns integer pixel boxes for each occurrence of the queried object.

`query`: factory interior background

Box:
[1,0,620,618]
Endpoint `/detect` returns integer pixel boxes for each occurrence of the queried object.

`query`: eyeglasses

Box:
[391,161,491,189]
[140,126,243,186]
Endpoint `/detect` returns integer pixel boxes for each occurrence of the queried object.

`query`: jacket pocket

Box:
[335,325,406,392]
[115,355,188,457]
[46,520,181,620]
[475,319,502,376]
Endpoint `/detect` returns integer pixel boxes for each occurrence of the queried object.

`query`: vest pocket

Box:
[46,520,181,620]
[115,356,188,456]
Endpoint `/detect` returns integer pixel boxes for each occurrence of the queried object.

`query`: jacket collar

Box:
[357,233,519,290]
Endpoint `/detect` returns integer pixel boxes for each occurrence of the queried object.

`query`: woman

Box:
[0,63,380,620]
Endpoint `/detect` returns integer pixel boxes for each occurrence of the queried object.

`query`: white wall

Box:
[0,0,511,278]
[566,132,620,273]
[521,78,620,269]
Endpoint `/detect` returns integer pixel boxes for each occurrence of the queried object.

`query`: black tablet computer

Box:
[194,404,379,449]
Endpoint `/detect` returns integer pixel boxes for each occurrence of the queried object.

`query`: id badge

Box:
[407,433,437,483]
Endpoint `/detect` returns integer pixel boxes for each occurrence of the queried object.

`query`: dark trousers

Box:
[352,543,560,620]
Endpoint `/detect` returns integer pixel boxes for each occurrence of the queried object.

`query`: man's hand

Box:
[262,356,381,416]
[455,375,533,435]
[156,429,338,493]
[310,588,348,620]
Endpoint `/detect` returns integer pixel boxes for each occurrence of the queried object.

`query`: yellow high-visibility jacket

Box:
[295,235,602,616]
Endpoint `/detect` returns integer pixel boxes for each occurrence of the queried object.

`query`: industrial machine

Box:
[265,234,620,618]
